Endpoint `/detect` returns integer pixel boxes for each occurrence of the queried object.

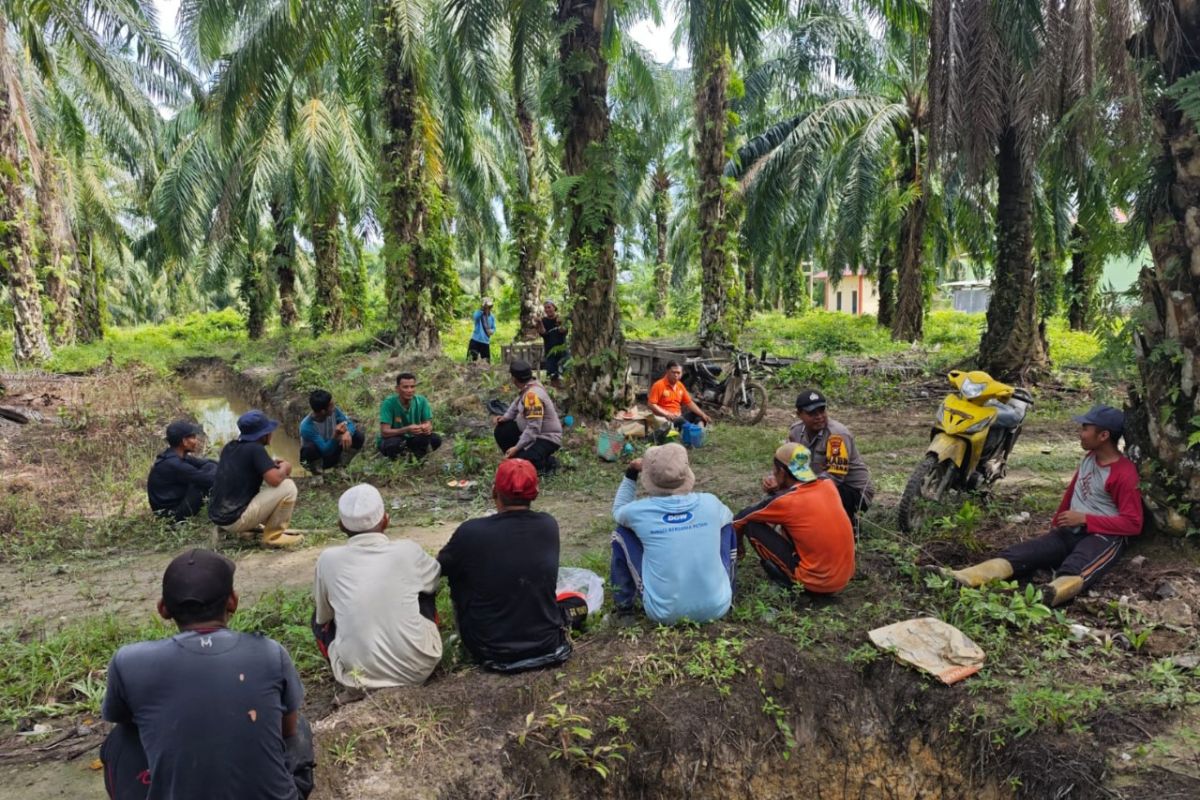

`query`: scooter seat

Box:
[698,362,723,378]
[989,398,1027,428]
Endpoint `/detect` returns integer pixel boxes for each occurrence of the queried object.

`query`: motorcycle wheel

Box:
[897,453,956,533]
[730,382,768,425]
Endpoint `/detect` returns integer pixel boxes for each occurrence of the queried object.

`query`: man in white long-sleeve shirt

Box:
[311,484,442,688]
[492,360,562,474]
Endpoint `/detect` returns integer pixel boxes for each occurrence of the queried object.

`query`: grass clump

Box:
[0,587,332,727]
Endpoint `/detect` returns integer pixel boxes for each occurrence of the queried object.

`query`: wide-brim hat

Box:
[641,443,696,496]
[236,409,279,442]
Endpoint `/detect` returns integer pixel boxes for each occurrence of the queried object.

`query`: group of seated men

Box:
[117,380,1143,798]
[104,432,859,799]
[146,360,572,548]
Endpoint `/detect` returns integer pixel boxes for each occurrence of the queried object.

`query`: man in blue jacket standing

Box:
[468,298,496,362]
[610,443,735,624]
[147,421,218,522]
[299,389,363,474]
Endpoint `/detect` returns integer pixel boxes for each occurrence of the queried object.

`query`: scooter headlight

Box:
[960,378,987,399]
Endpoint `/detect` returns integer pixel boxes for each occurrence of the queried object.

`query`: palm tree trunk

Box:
[1127,5,1200,534]
[381,21,437,348]
[0,40,49,363]
[555,0,625,419]
[310,205,345,335]
[876,242,896,328]
[513,98,546,340]
[892,113,926,341]
[653,165,670,318]
[241,250,268,340]
[76,236,104,340]
[478,246,489,299]
[696,44,732,345]
[977,125,1047,380]
[270,198,298,329]
[1066,223,1095,330]
[35,156,79,346]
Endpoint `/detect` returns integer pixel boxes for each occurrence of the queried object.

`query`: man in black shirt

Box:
[99,549,314,800]
[535,300,568,387]
[437,459,571,672]
[147,421,218,522]
[208,410,302,548]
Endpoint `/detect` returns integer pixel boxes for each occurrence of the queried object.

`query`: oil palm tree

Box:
[0,0,189,361]
[927,0,1135,379]
[679,0,779,345]
[1122,1,1200,533]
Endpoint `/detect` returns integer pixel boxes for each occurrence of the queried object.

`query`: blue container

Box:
[681,422,705,448]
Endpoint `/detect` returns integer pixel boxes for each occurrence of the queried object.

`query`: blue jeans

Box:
[609,525,737,613]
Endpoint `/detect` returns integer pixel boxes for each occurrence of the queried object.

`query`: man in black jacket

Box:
[147,421,218,522]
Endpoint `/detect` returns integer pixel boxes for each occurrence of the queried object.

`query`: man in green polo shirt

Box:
[378,373,442,459]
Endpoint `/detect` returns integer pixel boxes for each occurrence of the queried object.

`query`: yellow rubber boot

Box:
[261,529,304,548]
[949,558,1014,588]
[1042,575,1084,607]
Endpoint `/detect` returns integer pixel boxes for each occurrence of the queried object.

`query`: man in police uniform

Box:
[492,360,563,474]
[764,389,874,528]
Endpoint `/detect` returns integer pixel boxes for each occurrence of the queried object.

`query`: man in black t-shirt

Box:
[100,549,314,800]
[208,410,302,548]
[147,421,218,522]
[437,459,571,672]
[535,300,568,387]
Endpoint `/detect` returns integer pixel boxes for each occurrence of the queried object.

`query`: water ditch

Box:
[179,377,308,475]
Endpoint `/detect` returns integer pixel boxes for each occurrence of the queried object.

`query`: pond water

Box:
[181,380,308,476]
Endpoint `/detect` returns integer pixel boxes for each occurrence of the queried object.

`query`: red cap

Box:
[494,459,539,501]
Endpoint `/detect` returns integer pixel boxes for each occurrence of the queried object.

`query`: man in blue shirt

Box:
[298,389,363,473]
[100,549,314,800]
[609,443,736,624]
[468,298,496,362]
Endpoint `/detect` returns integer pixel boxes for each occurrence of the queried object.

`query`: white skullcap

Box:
[338,484,386,533]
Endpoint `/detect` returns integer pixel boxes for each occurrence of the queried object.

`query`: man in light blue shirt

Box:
[610,443,735,624]
[468,298,496,362]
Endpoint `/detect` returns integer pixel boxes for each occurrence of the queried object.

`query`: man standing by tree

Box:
[378,373,442,459]
[535,300,568,387]
[493,360,561,475]
[944,406,1142,607]
[468,298,496,362]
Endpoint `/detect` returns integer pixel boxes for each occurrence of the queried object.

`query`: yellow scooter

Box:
[897,370,1033,532]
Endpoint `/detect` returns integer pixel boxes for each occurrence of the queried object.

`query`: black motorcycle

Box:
[682,349,769,425]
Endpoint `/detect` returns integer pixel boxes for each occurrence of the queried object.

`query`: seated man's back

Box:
[314,536,442,687]
[439,509,565,663]
[104,628,303,800]
[612,444,734,624]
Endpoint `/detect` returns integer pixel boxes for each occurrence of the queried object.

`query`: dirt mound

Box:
[314,632,1005,800]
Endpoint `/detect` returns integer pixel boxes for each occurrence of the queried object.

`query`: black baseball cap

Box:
[165,420,204,446]
[795,389,828,413]
[1073,405,1124,436]
[162,549,235,609]
[510,360,534,382]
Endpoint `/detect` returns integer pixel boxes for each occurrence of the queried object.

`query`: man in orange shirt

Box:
[732,443,855,593]
[647,361,712,428]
